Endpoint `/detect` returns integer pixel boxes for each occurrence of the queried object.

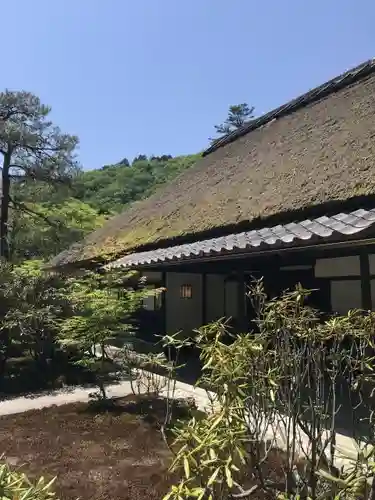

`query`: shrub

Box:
[0,461,57,499]
[164,281,375,499]
[0,260,68,383]
[59,268,163,400]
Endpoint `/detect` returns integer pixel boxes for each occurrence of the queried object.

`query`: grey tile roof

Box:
[109,208,375,268]
[205,58,375,156]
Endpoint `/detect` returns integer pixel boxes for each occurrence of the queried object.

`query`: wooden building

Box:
[50,59,375,336]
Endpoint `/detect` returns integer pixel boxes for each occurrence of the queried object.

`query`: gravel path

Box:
[0,373,210,416]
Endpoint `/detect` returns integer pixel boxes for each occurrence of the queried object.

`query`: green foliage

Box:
[73,154,200,213]
[164,283,375,499]
[59,269,160,399]
[0,90,79,259]
[0,462,57,499]
[0,90,201,260]
[311,444,375,499]
[0,90,200,258]
[5,153,200,262]
[0,258,164,398]
[0,260,67,369]
[212,103,254,140]
[0,90,79,182]
[11,198,107,260]
[165,321,264,500]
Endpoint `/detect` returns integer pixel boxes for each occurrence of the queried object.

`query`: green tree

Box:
[213,103,254,139]
[73,154,199,213]
[59,269,159,400]
[11,198,107,260]
[0,260,68,381]
[118,157,130,166]
[132,154,148,164]
[0,90,79,259]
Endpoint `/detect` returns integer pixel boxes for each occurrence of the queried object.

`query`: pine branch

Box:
[9,196,60,229]
[8,164,72,185]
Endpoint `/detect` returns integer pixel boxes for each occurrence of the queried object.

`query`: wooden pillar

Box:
[202,273,207,326]
[161,271,167,333]
[237,271,247,332]
[360,252,372,311]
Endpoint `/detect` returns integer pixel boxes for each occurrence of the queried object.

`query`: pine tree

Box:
[0,90,79,259]
[212,103,255,141]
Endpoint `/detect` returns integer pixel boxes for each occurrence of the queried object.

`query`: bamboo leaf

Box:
[225,465,233,488]
[189,488,206,498]
[207,467,221,486]
[235,446,246,464]
[316,468,349,487]
[183,457,190,479]
[208,412,224,432]
[202,356,213,370]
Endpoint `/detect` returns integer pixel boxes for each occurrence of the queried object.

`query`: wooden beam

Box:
[237,271,247,332]
[202,273,207,325]
[161,271,167,333]
[360,253,372,310]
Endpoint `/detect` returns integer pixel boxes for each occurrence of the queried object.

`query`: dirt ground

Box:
[0,394,300,499]
[0,395,177,500]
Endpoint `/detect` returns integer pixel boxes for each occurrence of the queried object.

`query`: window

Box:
[315,256,360,277]
[180,284,193,299]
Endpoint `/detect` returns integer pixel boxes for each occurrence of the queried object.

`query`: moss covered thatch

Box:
[50,59,375,268]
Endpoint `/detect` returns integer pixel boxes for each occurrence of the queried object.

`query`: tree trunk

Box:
[0,150,11,260]
[0,329,11,389]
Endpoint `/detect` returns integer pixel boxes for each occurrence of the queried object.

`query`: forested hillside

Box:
[1,89,248,262]
[73,154,200,214]
[12,153,200,260]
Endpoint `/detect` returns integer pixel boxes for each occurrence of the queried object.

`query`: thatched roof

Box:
[50,58,375,268]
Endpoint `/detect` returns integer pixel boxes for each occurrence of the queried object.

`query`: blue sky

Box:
[3,0,374,170]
